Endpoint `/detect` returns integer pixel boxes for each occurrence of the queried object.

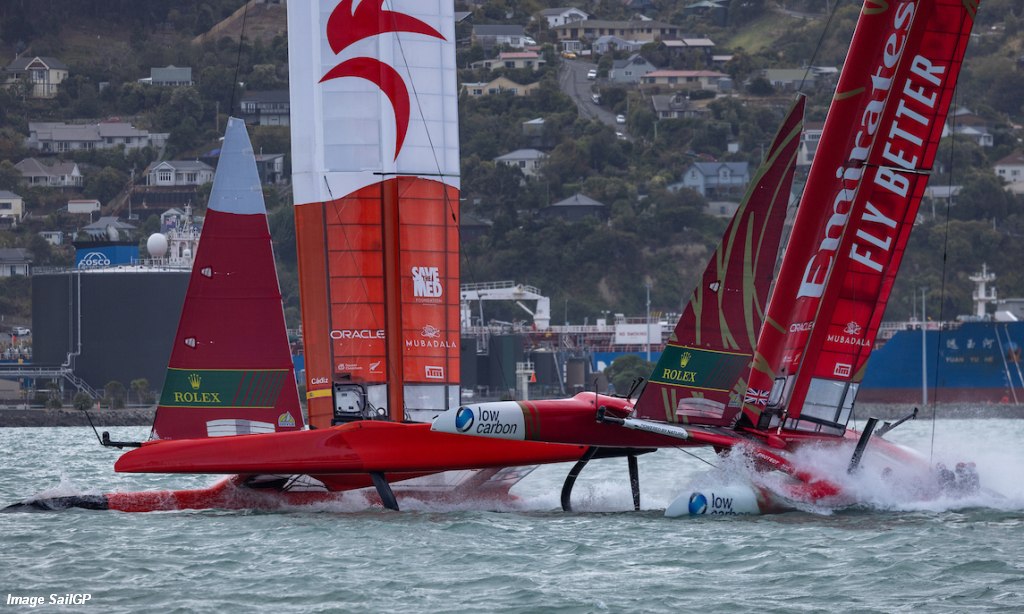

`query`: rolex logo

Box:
[188,373,202,390]
[680,352,692,368]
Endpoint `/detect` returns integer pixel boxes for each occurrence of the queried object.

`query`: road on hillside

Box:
[558,59,623,132]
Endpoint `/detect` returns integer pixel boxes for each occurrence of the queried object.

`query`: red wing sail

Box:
[742,0,979,431]
[633,97,804,426]
[783,0,978,428]
[152,117,304,440]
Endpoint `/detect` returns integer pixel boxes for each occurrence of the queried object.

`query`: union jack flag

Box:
[744,388,770,406]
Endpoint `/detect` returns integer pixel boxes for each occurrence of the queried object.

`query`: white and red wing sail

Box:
[742,0,979,431]
[152,118,304,440]
[288,0,460,428]
[633,98,804,426]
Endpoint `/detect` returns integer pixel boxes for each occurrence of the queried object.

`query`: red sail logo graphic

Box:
[320,0,445,159]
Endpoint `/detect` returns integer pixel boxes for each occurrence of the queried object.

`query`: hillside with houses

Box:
[1,0,1023,340]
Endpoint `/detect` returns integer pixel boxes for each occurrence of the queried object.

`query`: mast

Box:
[288,1,461,429]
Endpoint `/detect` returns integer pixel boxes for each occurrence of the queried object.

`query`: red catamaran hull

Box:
[115,421,585,476]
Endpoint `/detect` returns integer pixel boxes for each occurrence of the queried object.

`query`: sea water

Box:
[1,418,1023,612]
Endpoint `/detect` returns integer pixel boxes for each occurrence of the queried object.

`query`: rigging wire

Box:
[930,84,961,461]
[228,1,251,117]
[796,0,843,98]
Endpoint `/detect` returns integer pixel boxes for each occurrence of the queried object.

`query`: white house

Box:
[0,190,25,224]
[4,56,68,98]
[15,158,83,188]
[0,248,32,277]
[472,25,533,50]
[994,152,1024,195]
[609,54,656,84]
[27,121,167,153]
[471,51,546,71]
[240,90,290,126]
[146,161,215,187]
[67,199,101,214]
[39,230,64,246]
[537,7,590,28]
[797,122,825,167]
[672,162,751,199]
[494,149,548,178]
[147,65,193,86]
[640,70,730,91]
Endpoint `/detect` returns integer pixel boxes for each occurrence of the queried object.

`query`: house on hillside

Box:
[240,90,290,126]
[994,152,1024,195]
[552,19,680,44]
[538,193,607,222]
[145,161,215,187]
[15,158,83,188]
[537,7,590,28]
[592,35,644,55]
[0,248,32,277]
[0,191,25,226]
[471,51,546,71]
[662,38,716,63]
[650,94,706,119]
[797,122,824,167]
[761,68,818,91]
[4,56,68,99]
[27,121,166,152]
[255,153,286,184]
[494,149,548,178]
[472,25,532,50]
[81,217,136,241]
[67,199,101,215]
[461,76,539,97]
[143,65,193,87]
[673,162,750,199]
[640,70,730,92]
[609,54,656,84]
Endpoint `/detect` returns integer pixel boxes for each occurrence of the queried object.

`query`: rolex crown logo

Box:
[188,373,202,390]
[680,352,692,368]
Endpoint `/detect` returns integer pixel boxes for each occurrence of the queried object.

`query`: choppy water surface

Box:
[2,418,1023,612]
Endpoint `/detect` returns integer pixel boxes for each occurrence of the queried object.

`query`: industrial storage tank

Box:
[32,269,190,394]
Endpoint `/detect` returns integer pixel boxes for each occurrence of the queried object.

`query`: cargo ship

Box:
[859,266,1024,404]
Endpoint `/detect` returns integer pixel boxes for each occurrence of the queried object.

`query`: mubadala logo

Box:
[844,321,862,335]
[421,325,441,338]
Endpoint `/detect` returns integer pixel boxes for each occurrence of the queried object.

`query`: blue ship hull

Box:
[860,321,1024,403]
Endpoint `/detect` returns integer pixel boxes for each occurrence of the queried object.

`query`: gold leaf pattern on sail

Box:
[863,0,889,16]
[962,0,977,18]
[834,87,865,101]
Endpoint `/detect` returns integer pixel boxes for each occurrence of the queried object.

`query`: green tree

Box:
[130,378,153,405]
[604,354,654,396]
[72,392,94,412]
[104,380,126,409]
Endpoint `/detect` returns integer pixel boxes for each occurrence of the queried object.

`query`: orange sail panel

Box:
[633,97,804,426]
[152,118,304,440]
